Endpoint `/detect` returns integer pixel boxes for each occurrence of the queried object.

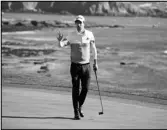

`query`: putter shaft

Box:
[94,70,104,114]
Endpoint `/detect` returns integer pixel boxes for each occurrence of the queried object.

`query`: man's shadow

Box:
[2,116,74,120]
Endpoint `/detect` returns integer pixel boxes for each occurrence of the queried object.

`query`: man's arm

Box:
[58,38,70,47]
[90,40,98,71]
[57,31,70,47]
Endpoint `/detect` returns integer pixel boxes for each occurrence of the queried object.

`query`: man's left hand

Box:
[93,63,98,71]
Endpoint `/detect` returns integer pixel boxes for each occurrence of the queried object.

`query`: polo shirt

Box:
[66,29,95,64]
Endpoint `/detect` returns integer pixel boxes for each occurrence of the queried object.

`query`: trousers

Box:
[70,62,91,112]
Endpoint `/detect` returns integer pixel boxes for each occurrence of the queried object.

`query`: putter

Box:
[94,69,104,115]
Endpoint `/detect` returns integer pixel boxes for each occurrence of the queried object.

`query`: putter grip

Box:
[93,67,97,73]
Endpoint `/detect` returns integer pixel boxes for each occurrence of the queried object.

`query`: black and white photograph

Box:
[1,1,167,129]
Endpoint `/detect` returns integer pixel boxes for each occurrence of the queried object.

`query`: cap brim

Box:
[75,20,82,22]
[75,18,84,23]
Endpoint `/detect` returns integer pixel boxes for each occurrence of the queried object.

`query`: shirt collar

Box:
[76,29,86,35]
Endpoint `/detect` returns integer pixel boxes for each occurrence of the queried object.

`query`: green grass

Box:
[2,13,167,101]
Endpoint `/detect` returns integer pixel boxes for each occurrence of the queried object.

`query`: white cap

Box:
[75,15,85,23]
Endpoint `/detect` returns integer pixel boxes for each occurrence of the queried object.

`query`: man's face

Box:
[75,20,84,32]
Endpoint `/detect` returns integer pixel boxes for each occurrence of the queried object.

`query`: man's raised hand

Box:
[57,30,64,42]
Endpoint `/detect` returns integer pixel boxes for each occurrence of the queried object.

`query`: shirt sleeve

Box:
[63,38,70,46]
[90,32,95,42]
[59,38,70,47]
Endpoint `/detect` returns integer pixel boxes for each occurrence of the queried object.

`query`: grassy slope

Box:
[2,13,167,102]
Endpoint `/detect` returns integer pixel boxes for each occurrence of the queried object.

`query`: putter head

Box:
[99,112,103,115]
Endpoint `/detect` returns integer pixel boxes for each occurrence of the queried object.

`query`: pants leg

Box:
[70,63,80,112]
[79,64,91,107]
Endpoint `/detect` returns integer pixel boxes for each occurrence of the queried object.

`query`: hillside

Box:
[2,2,167,17]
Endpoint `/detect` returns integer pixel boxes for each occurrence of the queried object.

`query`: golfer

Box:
[57,15,98,120]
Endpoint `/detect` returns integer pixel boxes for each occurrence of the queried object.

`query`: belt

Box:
[71,62,90,66]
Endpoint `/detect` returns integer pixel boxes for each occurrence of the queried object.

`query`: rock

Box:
[120,62,126,65]
[15,22,24,26]
[40,65,49,71]
[34,61,44,65]
[2,21,9,25]
[1,2,167,17]
[31,20,38,26]
[37,64,49,73]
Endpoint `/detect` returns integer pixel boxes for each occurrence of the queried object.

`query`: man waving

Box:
[57,15,98,120]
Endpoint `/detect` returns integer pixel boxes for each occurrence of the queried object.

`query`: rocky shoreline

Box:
[2,18,125,32]
[2,2,167,17]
